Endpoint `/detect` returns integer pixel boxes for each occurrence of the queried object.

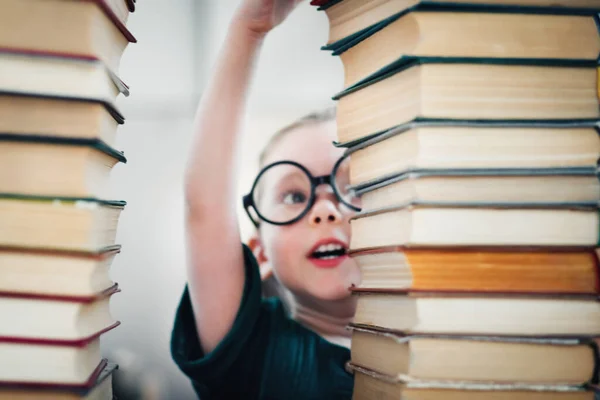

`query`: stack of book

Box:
[0,0,136,398]
[314,0,600,398]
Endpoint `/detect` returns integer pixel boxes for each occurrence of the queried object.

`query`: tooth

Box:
[327,244,335,251]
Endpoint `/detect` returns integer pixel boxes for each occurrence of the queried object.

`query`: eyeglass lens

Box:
[252,163,313,224]
[332,156,362,211]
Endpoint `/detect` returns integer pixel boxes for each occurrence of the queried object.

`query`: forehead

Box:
[262,120,344,176]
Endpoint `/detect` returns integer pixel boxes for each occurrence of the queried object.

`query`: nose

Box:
[308,195,343,226]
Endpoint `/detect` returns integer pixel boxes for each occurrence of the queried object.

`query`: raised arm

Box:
[184,0,302,353]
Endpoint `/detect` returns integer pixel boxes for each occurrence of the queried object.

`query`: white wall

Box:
[104,1,343,398]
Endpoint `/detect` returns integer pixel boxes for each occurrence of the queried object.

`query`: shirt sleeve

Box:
[170,244,269,399]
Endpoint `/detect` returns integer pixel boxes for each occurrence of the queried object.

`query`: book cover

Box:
[323,1,600,54]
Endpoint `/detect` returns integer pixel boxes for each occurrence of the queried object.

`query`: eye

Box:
[282,191,307,205]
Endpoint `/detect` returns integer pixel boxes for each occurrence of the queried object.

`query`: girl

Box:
[170,1,361,398]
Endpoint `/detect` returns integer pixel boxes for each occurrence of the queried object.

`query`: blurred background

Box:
[104,1,343,398]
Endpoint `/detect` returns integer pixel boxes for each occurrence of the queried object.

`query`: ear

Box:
[248,236,273,281]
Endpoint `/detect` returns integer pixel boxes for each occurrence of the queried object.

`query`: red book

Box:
[310,0,334,6]
[0,359,110,390]
[0,284,120,345]
[0,0,136,74]
[0,246,120,299]
[0,328,119,388]
[0,362,119,399]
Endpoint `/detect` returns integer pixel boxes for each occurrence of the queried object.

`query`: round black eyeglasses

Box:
[242,158,361,227]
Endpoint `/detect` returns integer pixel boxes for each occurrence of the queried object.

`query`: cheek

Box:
[341,209,355,234]
[260,225,304,266]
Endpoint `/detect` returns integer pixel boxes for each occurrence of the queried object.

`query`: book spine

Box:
[593,13,600,39]
[592,248,600,295]
[589,340,600,384]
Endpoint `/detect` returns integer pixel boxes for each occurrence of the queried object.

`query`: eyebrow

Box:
[269,170,308,187]
[257,169,307,200]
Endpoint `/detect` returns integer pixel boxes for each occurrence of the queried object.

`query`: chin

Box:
[312,261,361,301]
[307,277,355,301]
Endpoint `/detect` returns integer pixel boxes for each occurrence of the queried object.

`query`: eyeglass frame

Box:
[242,159,361,228]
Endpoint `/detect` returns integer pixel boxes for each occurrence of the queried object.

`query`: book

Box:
[0,50,128,123]
[0,285,119,342]
[0,196,125,252]
[351,363,599,400]
[352,292,600,336]
[339,11,600,87]
[0,246,119,298]
[343,123,600,187]
[0,363,116,399]
[0,94,122,147]
[107,0,133,25]
[350,203,599,250]
[0,362,117,399]
[318,1,600,396]
[0,338,107,386]
[321,0,600,46]
[354,169,600,211]
[350,326,597,384]
[0,135,125,198]
[334,60,599,144]
[0,0,136,73]
[351,247,600,294]
[311,0,333,6]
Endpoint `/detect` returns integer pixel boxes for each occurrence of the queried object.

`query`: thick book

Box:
[0,285,119,342]
[0,354,108,393]
[342,121,600,187]
[352,291,600,336]
[333,10,600,86]
[334,58,599,144]
[0,135,125,198]
[320,0,600,47]
[0,195,125,252]
[0,362,117,399]
[350,325,598,384]
[0,0,136,73]
[0,337,110,387]
[351,246,600,294]
[353,168,600,211]
[350,203,599,250]
[350,362,600,400]
[0,50,129,123]
[0,94,122,147]
[0,246,119,298]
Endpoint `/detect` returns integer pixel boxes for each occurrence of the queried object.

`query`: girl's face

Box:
[255,120,361,301]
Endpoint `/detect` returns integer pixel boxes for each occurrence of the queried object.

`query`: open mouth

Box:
[307,240,348,267]
[310,243,347,259]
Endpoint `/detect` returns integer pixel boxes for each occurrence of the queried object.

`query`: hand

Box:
[235,0,304,37]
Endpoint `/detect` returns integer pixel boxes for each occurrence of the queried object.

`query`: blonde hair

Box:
[259,107,336,167]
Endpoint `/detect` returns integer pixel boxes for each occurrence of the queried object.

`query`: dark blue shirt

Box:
[170,245,354,399]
